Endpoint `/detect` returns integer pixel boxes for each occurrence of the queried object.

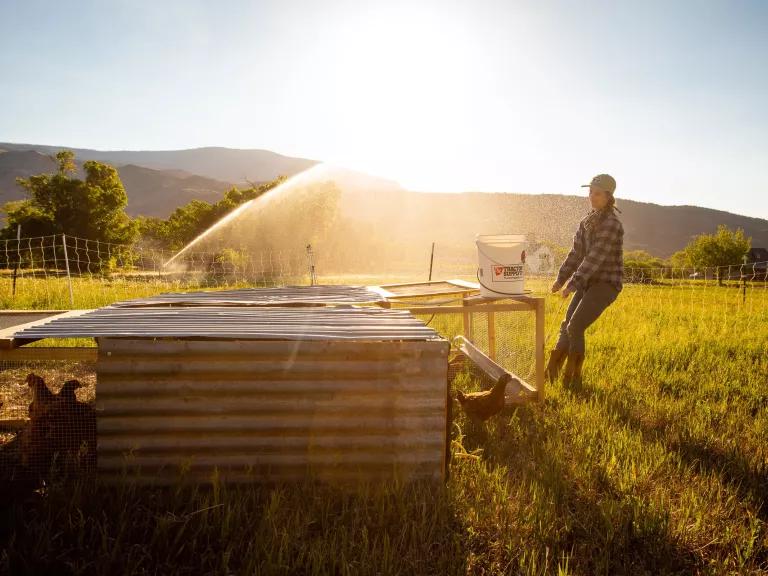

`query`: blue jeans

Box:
[555,282,619,354]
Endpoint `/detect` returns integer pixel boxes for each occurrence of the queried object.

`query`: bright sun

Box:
[320,4,489,190]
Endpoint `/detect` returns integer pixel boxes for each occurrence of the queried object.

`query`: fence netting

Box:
[0,359,97,481]
[1,235,767,479]
[1,235,311,309]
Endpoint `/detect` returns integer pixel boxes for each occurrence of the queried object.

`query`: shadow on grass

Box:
[567,377,768,570]
[1,461,470,576]
[453,396,699,575]
[571,378,768,524]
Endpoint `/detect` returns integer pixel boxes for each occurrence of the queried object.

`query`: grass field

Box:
[1,276,767,574]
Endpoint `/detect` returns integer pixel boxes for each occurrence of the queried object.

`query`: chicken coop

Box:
[0,283,544,485]
[1,287,450,484]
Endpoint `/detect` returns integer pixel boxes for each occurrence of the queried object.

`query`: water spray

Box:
[162,163,331,270]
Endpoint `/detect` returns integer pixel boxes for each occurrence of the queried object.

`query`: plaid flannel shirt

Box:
[556,210,624,292]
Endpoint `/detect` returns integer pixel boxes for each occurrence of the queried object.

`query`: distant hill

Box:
[353,190,768,258]
[116,164,232,216]
[0,149,233,217]
[1,143,766,256]
[0,143,317,184]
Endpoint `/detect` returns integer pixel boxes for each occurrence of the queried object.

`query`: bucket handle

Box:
[476,244,526,267]
[476,268,510,296]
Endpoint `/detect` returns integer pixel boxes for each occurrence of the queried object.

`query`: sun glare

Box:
[322,4,488,190]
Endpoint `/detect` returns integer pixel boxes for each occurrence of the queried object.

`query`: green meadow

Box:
[1,276,767,574]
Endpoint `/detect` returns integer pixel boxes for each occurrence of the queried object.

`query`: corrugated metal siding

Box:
[14,307,440,341]
[111,285,384,307]
[96,338,449,484]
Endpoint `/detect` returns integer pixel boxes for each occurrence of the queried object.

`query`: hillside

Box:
[0,149,233,217]
[365,191,768,258]
[0,143,317,184]
[1,144,766,256]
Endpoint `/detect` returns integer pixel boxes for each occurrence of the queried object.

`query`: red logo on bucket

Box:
[494,266,504,276]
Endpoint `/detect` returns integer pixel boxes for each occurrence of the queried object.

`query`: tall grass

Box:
[1,278,767,574]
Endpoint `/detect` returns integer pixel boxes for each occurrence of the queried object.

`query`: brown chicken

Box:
[21,374,56,470]
[53,379,96,469]
[56,379,83,406]
[455,377,508,423]
[26,373,56,420]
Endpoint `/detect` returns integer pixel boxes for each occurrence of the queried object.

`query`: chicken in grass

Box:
[455,376,509,423]
[26,373,56,420]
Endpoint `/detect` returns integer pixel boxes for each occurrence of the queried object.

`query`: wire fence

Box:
[1,234,313,309]
[1,234,766,481]
[2,233,767,312]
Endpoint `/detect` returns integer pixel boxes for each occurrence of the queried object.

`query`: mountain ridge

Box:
[1,143,766,256]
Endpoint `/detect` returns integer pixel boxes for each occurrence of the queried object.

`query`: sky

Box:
[1,0,767,219]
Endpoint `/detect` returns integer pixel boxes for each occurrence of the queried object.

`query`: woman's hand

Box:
[550,280,563,294]
[561,285,574,298]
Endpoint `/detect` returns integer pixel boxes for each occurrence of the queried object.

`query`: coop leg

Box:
[487,311,496,361]
[462,301,472,342]
[536,298,545,402]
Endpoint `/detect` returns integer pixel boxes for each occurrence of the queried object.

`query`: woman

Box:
[546,174,624,387]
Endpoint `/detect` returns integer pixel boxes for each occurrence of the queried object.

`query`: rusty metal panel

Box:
[96,338,449,484]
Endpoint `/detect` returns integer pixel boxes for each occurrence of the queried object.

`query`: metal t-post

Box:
[62,234,74,308]
[306,244,316,286]
[742,255,748,305]
[11,225,20,298]
[428,242,435,281]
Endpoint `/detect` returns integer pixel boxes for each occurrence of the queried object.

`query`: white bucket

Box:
[476,234,527,297]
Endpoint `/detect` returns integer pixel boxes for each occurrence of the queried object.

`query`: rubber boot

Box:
[544,349,568,383]
[563,352,585,389]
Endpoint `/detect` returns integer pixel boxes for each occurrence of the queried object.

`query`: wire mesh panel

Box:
[410,303,541,393]
[1,235,313,310]
[0,358,97,481]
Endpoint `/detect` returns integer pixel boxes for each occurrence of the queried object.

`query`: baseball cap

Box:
[581,174,616,194]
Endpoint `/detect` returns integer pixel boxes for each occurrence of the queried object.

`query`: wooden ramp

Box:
[452,335,537,406]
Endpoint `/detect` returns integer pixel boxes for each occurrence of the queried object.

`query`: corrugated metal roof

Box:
[111,285,384,308]
[14,306,441,341]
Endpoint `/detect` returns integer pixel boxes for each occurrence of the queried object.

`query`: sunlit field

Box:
[1,276,767,574]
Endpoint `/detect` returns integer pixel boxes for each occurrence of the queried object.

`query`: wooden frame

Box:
[368,279,480,305]
[402,293,546,403]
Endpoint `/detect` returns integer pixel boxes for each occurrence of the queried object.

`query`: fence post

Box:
[62,234,75,308]
[306,244,316,286]
[428,242,435,281]
[11,225,20,298]
[742,256,748,305]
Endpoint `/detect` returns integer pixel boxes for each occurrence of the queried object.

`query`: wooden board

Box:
[372,279,480,300]
[0,347,97,361]
[0,310,94,349]
[453,336,537,404]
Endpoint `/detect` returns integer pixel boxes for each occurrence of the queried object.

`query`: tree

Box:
[670,225,751,283]
[136,177,286,250]
[624,249,664,270]
[1,150,137,244]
